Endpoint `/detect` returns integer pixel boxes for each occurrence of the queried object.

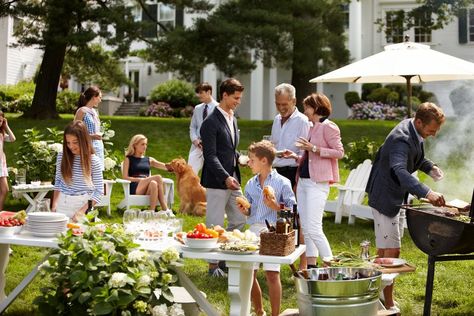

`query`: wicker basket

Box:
[259,230,295,256]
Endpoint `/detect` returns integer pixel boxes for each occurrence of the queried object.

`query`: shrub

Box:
[418,90,434,103]
[367,87,391,103]
[0,81,35,112]
[344,91,361,108]
[361,83,382,100]
[342,137,381,170]
[386,91,399,105]
[350,102,406,120]
[149,79,199,108]
[56,90,80,114]
[142,102,174,117]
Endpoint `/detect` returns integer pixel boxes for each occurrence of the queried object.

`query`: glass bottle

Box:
[360,240,370,260]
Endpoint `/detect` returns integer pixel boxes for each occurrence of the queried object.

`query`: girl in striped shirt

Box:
[52,121,103,222]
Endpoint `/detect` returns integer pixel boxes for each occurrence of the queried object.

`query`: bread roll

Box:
[236,196,251,209]
[263,185,276,200]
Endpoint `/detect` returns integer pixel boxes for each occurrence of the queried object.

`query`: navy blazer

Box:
[200,108,240,189]
[366,119,434,217]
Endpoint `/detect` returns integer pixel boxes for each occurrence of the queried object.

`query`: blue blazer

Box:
[200,108,240,189]
[366,119,434,217]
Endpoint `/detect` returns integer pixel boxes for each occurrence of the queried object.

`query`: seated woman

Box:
[123,134,172,214]
[52,121,103,222]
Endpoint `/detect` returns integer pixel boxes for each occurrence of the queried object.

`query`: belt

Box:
[275,166,298,171]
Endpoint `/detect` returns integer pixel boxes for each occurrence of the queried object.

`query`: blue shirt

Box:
[244,169,296,225]
[54,152,104,203]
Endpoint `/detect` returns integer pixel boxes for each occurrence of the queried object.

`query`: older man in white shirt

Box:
[270,83,310,189]
[188,82,218,174]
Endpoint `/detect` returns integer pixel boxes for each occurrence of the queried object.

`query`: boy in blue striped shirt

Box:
[236,140,295,316]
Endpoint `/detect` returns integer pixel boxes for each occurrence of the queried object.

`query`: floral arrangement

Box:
[34,218,184,316]
[101,120,121,180]
[15,127,63,182]
[350,102,407,120]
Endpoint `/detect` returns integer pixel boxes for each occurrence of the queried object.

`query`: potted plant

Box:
[34,218,184,316]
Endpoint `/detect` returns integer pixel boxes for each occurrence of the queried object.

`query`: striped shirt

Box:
[54,152,104,203]
[244,169,296,225]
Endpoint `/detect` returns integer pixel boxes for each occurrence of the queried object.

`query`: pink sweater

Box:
[298,119,344,184]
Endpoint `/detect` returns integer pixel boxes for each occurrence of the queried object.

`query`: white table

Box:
[0,233,305,316]
[11,184,54,213]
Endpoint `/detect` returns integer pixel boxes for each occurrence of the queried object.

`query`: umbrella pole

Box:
[404,75,414,117]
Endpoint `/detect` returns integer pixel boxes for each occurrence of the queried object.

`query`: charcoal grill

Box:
[403,190,474,316]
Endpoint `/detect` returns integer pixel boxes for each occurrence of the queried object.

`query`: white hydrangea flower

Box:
[137,275,151,287]
[151,304,168,316]
[38,141,48,148]
[99,241,116,254]
[169,304,185,316]
[38,260,51,271]
[127,249,148,263]
[108,272,128,288]
[48,143,63,153]
[104,129,115,139]
[104,157,116,170]
[161,247,179,264]
[162,273,172,284]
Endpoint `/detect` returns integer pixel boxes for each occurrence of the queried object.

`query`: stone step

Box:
[114,102,146,116]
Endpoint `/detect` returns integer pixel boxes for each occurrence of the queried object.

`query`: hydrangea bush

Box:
[350,102,407,120]
[34,219,184,316]
[141,102,174,118]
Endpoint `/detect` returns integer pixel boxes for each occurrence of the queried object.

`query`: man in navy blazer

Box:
[366,102,446,312]
[200,78,246,275]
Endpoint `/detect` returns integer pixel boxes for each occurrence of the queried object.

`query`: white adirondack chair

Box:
[95,179,116,216]
[325,159,372,224]
[116,162,174,210]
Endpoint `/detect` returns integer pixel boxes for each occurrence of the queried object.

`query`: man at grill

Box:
[366,102,446,313]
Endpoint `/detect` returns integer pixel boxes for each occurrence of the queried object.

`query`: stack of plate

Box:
[26,212,68,237]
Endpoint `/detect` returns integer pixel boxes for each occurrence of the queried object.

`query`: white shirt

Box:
[216,106,235,145]
[271,108,310,167]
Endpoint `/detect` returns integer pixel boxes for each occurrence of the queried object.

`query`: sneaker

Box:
[165,209,175,217]
[208,267,227,277]
[387,305,400,315]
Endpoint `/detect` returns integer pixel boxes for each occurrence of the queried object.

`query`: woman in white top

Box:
[52,121,103,222]
[74,86,104,170]
[0,111,16,210]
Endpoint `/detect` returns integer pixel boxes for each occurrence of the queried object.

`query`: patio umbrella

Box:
[310,39,474,117]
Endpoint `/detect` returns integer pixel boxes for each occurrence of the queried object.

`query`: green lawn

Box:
[3,115,474,315]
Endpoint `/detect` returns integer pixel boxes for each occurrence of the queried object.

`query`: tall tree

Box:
[149,0,349,102]
[1,0,211,119]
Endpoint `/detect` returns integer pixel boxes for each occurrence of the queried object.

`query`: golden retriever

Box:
[169,158,206,216]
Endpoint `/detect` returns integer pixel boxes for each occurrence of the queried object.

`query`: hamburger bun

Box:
[263,185,276,200]
[236,196,251,209]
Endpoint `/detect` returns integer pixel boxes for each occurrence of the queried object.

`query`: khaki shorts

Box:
[249,223,280,272]
[372,208,401,249]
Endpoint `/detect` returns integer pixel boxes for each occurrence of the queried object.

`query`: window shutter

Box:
[176,7,184,27]
[458,9,468,44]
[142,4,158,38]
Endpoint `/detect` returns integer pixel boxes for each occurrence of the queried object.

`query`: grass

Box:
[3,115,474,315]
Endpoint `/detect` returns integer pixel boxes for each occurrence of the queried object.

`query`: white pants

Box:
[296,178,332,259]
[56,193,90,220]
[188,146,204,175]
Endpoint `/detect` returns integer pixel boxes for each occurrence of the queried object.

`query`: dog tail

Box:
[195,201,207,217]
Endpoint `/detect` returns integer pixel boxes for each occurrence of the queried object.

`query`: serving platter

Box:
[181,245,217,252]
[219,249,257,255]
[375,258,406,268]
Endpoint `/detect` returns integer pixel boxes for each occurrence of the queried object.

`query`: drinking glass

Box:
[262,135,272,141]
[17,168,26,185]
[36,198,51,212]
[123,208,139,231]
[238,150,249,165]
[168,218,184,237]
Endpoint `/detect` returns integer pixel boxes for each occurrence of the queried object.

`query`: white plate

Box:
[181,245,217,252]
[28,218,68,223]
[28,212,67,222]
[375,258,407,268]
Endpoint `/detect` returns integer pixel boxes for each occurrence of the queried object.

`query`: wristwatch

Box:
[311,145,317,153]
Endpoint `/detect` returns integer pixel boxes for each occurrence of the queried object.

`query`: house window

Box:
[341,4,349,29]
[413,11,432,43]
[385,11,405,43]
[468,8,474,42]
[158,3,175,33]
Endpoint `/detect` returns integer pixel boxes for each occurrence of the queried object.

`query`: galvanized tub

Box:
[294,267,382,316]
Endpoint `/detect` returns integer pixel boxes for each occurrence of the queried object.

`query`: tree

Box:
[1,0,211,119]
[148,0,350,102]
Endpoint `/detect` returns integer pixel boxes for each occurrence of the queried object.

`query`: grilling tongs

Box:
[419,198,467,210]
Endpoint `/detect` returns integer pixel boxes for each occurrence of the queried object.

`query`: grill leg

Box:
[423,255,436,316]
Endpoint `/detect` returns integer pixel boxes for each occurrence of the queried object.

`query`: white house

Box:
[2,1,474,118]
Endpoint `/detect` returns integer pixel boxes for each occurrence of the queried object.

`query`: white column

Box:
[202,64,218,99]
[348,0,362,111]
[268,67,277,119]
[250,50,264,120]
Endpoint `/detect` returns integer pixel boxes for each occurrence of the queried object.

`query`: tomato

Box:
[195,223,207,233]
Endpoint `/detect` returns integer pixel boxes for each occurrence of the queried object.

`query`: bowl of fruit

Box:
[184,223,219,249]
[0,210,27,236]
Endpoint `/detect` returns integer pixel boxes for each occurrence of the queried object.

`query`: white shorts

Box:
[56,193,90,220]
[372,208,401,249]
[249,223,280,272]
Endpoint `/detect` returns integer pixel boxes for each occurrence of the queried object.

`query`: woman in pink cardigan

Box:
[283,93,344,269]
